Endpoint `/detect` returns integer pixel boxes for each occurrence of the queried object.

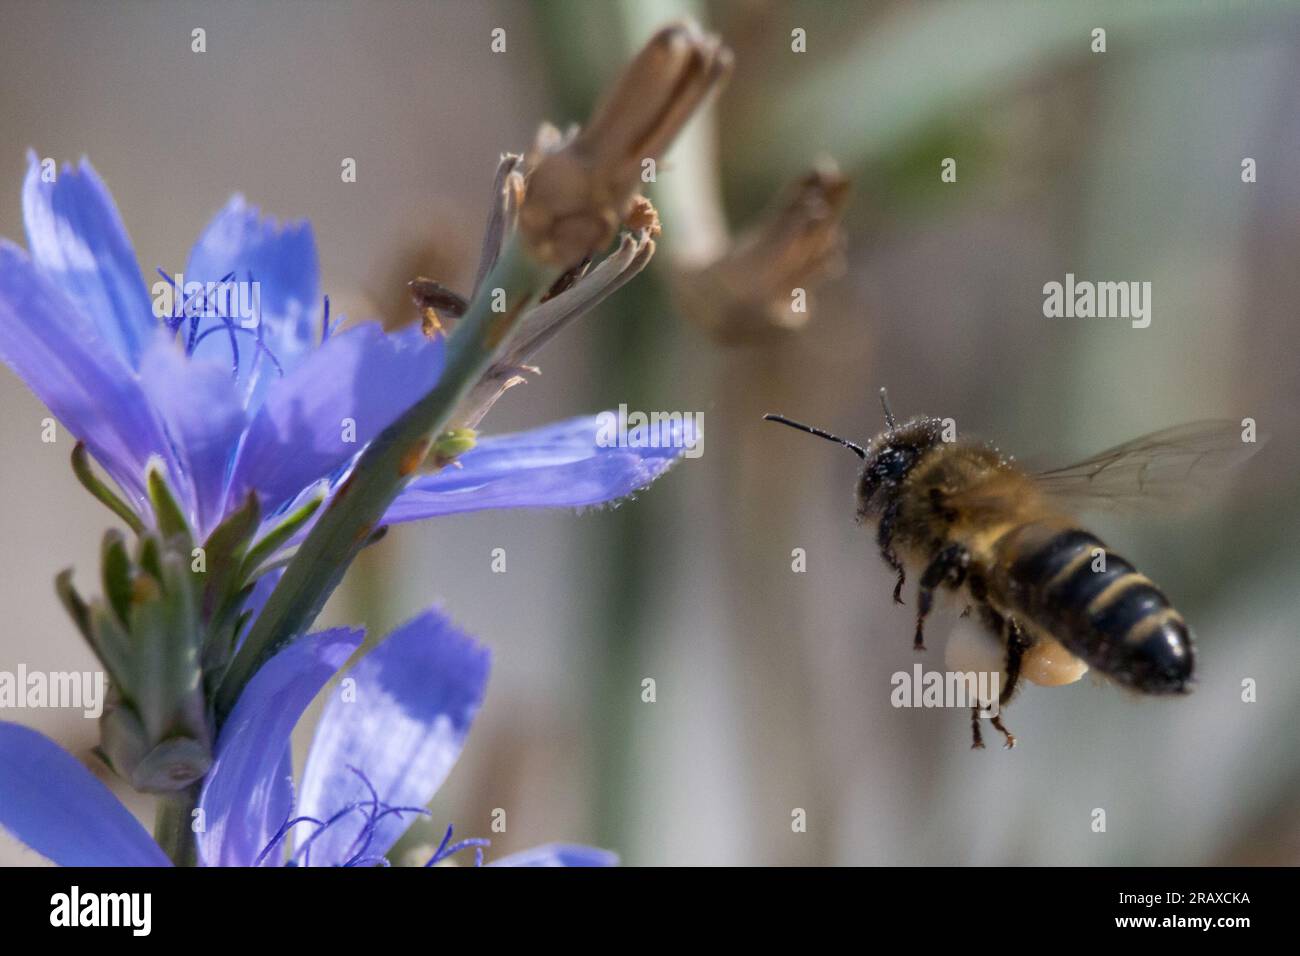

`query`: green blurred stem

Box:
[214,238,554,724]
[154,785,199,866]
[534,0,707,859]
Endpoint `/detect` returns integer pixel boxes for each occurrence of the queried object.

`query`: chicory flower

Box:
[0,154,693,794]
[0,153,690,546]
[0,606,612,867]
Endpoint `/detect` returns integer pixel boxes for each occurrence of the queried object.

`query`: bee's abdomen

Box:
[1002,526,1194,694]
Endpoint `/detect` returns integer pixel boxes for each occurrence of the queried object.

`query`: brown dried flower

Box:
[676,162,851,343]
[517,21,732,268]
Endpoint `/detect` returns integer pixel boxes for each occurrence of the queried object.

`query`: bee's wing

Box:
[1029,420,1265,513]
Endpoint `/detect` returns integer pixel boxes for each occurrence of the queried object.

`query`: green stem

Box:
[154,785,200,866]
[214,238,555,723]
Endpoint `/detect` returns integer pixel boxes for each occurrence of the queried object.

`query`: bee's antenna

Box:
[879,387,898,431]
[763,413,867,459]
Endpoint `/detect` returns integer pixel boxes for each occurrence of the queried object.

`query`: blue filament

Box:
[155,267,286,379]
[255,766,434,868]
[423,823,491,868]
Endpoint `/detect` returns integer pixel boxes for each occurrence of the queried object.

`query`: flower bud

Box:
[55,467,281,793]
[73,536,212,792]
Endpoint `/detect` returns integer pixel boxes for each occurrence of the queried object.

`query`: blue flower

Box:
[0,606,614,867]
[0,153,690,543]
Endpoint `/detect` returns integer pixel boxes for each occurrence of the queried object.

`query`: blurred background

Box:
[1,0,1297,865]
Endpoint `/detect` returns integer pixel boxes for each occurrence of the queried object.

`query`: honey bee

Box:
[765,390,1264,749]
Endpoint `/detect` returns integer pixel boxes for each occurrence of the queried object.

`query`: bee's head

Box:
[764,389,944,520]
[854,417,946,519]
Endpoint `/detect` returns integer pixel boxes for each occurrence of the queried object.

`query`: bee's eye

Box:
[857,444,916,510]
[877,447,912,480]
[873,444,915,481]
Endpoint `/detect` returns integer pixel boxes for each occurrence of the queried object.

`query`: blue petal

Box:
[227,322,443,515]
[0,721,170,866]
[295,608,490,867]
[138,333,248,535]
[22,153,155,367]
[384,413,693,522]
[197,627,363,867]
[489,844,620,867]
[0,241,176,510]
[184,196,321,403]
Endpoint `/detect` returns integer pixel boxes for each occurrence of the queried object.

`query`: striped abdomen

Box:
[996,525,1194,693]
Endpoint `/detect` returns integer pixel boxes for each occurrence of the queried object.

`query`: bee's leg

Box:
[999,618,1031,706]
[877,502,906,604]
[991,714,1017,749]
[970,706,985,749]
[914,544,969,651]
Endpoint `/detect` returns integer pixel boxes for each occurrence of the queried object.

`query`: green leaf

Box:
[129,552,206,748]
[201,491,261,566]
[86,601,134,697]
[146,460,192,545]
[54,569,91,641]
[197,491,261,620]
[100,530,134,627]
[70,442,144,535]
[201,582,257,690]
[237,493,324,582]
[99,703,149,785]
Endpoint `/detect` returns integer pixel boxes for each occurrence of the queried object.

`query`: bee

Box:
[764,390,1264,749]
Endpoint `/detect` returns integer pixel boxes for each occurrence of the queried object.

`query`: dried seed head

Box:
[676,161,851,343]
[518,21,732,268]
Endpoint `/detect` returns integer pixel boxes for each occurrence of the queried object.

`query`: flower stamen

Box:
[257,766,433,867]
[423,823,491,868]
